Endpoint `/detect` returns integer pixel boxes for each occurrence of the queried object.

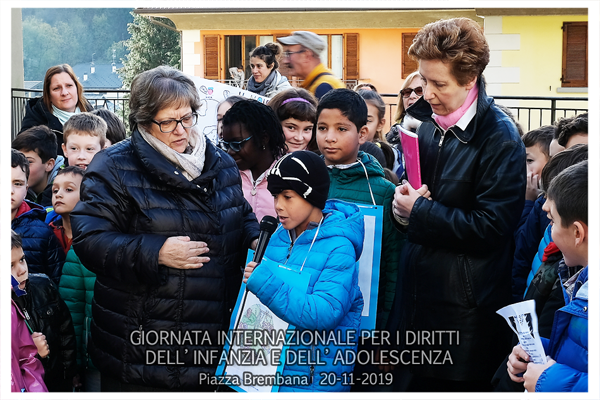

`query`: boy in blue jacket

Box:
[11,149,65,285]
[244,150,364,392]
[507,160,588,392]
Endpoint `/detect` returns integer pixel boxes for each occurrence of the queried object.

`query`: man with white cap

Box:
[278,31,345,99]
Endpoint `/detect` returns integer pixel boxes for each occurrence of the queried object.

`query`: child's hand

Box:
[523,356,556,392]
[507,344,529,383]
[244,261,258,284]
[31,332,49,358]
[526,171,541,201]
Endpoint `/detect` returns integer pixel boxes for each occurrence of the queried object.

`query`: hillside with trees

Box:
[22,9,181,89]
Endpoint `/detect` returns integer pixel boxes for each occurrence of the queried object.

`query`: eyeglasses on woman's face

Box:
[151,113,198,133]
[219,135,254,152]
[400,87,423,98]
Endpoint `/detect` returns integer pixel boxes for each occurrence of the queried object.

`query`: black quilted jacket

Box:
[387,78,526,382]
[12,274,77,391]
[71,129,260,390]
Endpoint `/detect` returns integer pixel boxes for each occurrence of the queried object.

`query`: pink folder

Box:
[399,125,422,188]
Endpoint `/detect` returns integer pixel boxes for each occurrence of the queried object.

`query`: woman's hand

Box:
[243,261,258,284]
[525,171,541,201]
[507,344,529,383]
[31,332,49,358]
[523,356,556,392]
[158,236,210,269]
[393,181,430,218]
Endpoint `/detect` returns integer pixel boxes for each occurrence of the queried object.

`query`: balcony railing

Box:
[12,88,587,140]
[12,88,130,140]
[379,94,588,133]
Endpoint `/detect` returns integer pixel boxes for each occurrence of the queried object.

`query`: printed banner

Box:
[186,75,271,144]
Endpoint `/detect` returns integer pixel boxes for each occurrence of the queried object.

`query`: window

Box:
[402,32,418,78]
[561,22,587,87]
[207,33,359,82]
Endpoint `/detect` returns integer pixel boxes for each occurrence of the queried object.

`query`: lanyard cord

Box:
[358,158,376,206]
[300,216,324,273]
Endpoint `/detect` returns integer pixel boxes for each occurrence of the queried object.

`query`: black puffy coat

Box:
[71,129,260,390]
[12,274,77,392]
[387,78,526,382]
[19,97,65,156]
[12,200,66,286]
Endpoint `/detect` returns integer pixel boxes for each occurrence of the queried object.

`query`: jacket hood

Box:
[14,200,46,222]
[326,151,385,183]
[48,156,65,183]
[310,199,364,260]
[407,77,495,143]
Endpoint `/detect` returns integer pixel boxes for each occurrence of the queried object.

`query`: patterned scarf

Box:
[138,125,206,181]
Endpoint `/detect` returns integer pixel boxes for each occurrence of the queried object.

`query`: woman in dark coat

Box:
[20,64,93,156]
[389,18,526,391]
[71,66,260,391]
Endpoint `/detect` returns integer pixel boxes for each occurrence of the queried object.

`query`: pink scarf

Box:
[434,83,479,131]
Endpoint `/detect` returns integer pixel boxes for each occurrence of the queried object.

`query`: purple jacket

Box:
[11,300,47,393]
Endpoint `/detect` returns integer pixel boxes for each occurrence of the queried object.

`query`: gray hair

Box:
[128,66,200,129]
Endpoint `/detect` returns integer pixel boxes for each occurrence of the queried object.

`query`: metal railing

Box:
[379,94,588,133]
[13,88,587,140]
[215,79,359,91]
[12,88,130,140]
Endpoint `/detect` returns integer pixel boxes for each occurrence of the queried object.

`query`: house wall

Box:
[482,14,588,130]
[497,14,588,96]
[183,28,417,95]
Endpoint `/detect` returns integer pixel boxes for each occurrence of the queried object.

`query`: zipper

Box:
[430,127,446,193]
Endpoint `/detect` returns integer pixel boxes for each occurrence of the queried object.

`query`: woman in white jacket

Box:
[247,42,291,98]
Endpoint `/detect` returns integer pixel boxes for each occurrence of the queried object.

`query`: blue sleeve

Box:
[512,197,551,302]
[246,243,358,331]
[535,363,587,392]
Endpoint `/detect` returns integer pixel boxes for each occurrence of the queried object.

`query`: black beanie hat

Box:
[267,151,330,210]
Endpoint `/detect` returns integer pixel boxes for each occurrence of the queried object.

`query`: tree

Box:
[118,12,181,88]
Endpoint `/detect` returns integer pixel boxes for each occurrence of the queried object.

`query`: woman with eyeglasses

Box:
[384,71,424,179]
[246,43,292,98]
[70,66,260,391]
[19,64,93,156]
[387,18,526,391]
[220,99,288,222]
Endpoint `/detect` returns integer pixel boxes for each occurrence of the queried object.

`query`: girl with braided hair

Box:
[221,99,288,221]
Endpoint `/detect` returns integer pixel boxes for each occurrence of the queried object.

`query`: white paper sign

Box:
[496,300,547,364]
[186,75,271,144]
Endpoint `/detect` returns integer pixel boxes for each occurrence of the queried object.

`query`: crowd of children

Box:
[11,73,589,393]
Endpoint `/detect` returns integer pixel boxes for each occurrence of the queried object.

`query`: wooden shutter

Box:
[561,22,587,87]
[402,32,418,79]
[344,33,359,81]
[204,35,221,80]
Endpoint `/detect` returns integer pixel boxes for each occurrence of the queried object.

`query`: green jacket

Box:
[327,151,405,328]
[58,246,97,371]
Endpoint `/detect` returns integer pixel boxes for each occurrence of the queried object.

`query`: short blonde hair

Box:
[63,112,107,148]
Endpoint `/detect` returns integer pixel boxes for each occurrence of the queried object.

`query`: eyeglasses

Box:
[219,135,254,152]
[151,113,198,133]
[283,49,306,58]
[400,87,423,98]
